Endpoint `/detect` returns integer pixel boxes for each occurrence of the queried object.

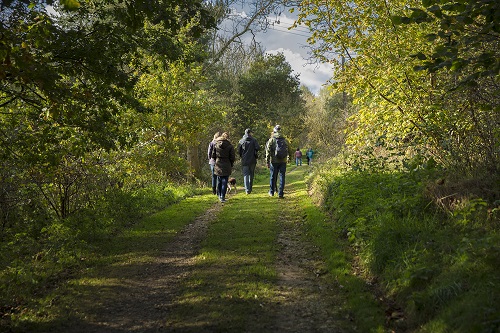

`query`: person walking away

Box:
[211,132,235,203]
[207,132,220,195]
[306,148,314,165]
[265,125,289,198]
[294,148,302,166]
[237,128,260,194]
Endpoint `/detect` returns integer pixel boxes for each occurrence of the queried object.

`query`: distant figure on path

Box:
[306,148,314,165]
[294,148,302,166]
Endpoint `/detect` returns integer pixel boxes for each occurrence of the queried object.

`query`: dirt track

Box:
[55,200,352,333]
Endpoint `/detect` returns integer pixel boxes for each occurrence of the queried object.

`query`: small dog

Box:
[228,177,237,194]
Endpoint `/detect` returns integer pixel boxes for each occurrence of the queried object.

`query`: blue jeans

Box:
[295,157,302,166]
[217,175,228,199]
[242,163,256,193]
[269,162,286,197]
[210,164,217,194]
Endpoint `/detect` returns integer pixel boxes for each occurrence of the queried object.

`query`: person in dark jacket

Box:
[265,125,289,198]
[211,132,236,203]
[207,131,220,195]
[237,128,260,194]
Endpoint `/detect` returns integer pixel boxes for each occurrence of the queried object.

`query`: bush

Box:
[312,162,500,332]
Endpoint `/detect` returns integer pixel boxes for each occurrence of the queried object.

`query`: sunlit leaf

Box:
[59,0,81,11]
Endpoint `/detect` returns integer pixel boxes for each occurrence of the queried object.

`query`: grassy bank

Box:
[0,182,208,332]
[309,161,500,332]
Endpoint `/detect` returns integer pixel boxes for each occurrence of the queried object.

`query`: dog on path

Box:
[228,177,237,194]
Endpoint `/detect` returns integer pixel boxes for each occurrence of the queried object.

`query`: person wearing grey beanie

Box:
[265,125,289,198]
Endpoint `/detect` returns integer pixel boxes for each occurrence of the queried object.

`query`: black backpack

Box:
[274,137,288,159]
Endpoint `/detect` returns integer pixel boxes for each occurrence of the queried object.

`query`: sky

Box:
[247,12,334,95]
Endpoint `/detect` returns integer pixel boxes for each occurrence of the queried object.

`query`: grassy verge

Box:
[1,186,216,332]
[297,172,387,333]
[309,162,500,333]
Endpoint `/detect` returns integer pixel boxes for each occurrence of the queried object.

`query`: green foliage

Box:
[395,0,500,84]
[231,53,306,144]
[294,0,500,177]
[301,86,354,157]
[0,181,196,324]
[311,160,500,332]
[0,0,217,304]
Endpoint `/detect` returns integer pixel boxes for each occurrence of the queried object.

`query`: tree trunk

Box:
[187,144,201,179]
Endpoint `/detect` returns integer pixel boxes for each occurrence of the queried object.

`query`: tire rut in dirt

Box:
[268,214,348,333]
[64,204,221,333]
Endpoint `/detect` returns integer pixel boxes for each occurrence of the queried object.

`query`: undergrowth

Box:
[0,182,198,329]
[308,160,500,332]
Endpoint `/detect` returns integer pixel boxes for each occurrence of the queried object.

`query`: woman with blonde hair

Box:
[211,132,235,203]
[207,132,220,195]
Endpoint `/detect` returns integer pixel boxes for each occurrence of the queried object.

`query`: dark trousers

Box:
[217,175,228,199]
[210,164,217,194]
[269,162,286,197]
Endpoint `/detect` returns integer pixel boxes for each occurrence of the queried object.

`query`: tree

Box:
[394,0,500,85]
[133,59,224,179]
[302,86,353,156]
[234,53,306,145]
[0,0,216,222]
[293,0,499,175]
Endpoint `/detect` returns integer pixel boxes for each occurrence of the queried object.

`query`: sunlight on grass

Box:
[70,277,122,286]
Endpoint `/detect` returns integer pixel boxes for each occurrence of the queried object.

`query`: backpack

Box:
[274,137,288,159]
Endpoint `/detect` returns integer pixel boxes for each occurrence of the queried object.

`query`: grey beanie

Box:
[273,125,281,132]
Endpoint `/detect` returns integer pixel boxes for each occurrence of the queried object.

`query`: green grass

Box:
[310,163,500,333]
[298,168,387,332]
[0,186,216,332]
[10,160,490,333]
[166,164,387,332]
[165,170,282,331]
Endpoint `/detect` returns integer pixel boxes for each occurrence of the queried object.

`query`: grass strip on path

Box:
[165,169,281,332]
[166,165,387,332]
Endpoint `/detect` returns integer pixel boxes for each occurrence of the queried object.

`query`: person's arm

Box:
[265,138,273,166]
[230,145,236,167]
[237,142,243,158]
[208,142,213,160]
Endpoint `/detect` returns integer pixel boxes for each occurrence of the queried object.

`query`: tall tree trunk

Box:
[187,145,201,179]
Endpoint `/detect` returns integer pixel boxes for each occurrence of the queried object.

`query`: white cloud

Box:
[226,8,334,94]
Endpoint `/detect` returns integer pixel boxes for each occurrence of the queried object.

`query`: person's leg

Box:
[247,163,256,193]
[269,163,278,196]
[210,165,217,194]
[278,162,286,197]
[242,165,251,193]
[216,176,222,198]
[220,176,228,201]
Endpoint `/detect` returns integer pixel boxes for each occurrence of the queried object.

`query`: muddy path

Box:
[58,205,222,333]
[49,170,356,333]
